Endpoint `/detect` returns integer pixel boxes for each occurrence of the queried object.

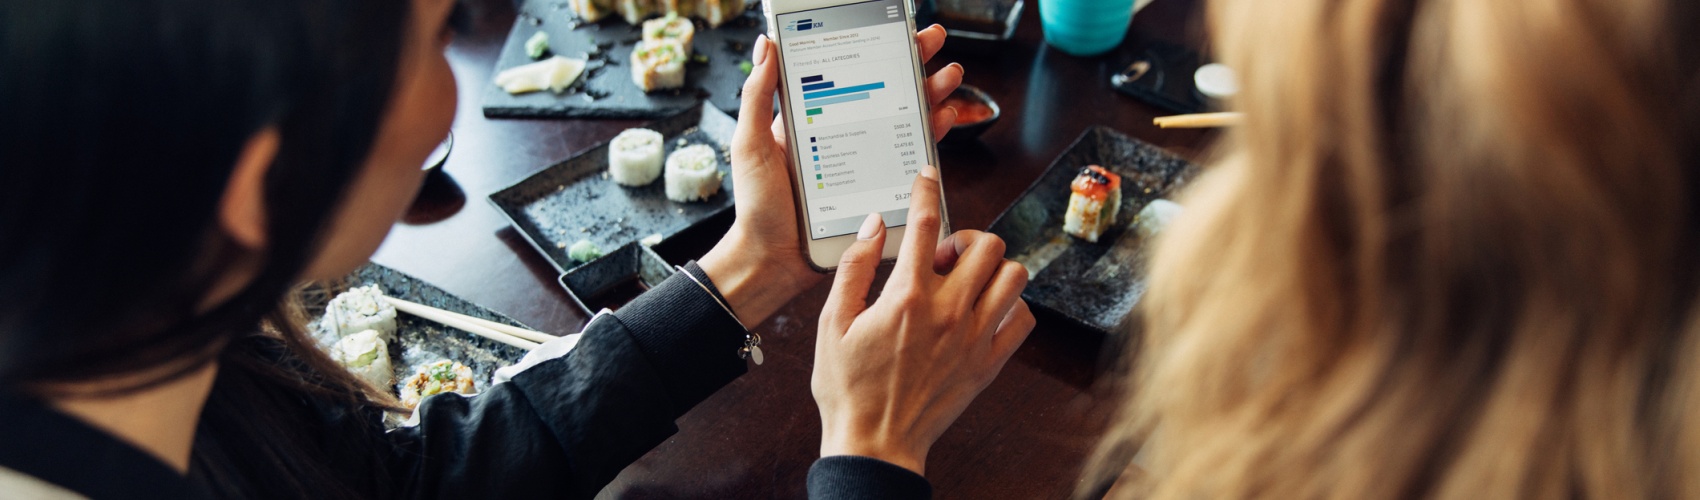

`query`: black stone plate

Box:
[488,103,737,274]
[303,263,538,399]
[985,126,1199,335]
[482,0,765,119]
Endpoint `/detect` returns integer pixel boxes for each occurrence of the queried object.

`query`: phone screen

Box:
[775,0,930,239]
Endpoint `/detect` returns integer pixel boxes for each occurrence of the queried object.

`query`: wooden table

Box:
[373,0,1213,496]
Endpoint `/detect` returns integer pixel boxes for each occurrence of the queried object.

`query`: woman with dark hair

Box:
[0,0,1032,497]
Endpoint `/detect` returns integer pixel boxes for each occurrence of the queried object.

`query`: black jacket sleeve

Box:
[380,265,749,499]
[808,456,933,500]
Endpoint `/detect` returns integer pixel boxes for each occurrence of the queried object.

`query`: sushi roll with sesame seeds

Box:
[664,144,723,202]
[642,12,695,56]
[630,39,687,92]
[330,329,395,389]
[1063,165,1122,243]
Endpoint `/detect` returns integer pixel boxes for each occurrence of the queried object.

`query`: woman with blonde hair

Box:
[1086,0,1700,497]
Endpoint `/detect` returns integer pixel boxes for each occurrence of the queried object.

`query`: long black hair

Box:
[1,0,418,496]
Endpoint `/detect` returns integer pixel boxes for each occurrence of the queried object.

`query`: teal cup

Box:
[1039,0,1141,57]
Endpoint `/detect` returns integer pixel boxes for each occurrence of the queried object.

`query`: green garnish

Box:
[429,362,456,381]
[525,31,550,59]
[739,60,754,75]
[568,239,604,262]
[692,53,709,64]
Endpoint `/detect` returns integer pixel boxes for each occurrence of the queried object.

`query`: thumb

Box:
[822,213,887,334]
[731,35,778,163]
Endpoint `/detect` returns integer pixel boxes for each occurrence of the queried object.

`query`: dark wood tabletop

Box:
[372,0,1214,497]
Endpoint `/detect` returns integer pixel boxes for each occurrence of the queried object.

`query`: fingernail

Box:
[950,62,964,77]
[857,213,883,240]
[921,164,939,180]
[752,35,768,65]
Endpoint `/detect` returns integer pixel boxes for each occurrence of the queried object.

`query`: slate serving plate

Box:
[303,263,537,398]
[483,0,765,119]
[488,103,737,274]
[986,126,1199,335]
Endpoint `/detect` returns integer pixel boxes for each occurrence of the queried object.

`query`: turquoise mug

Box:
[1039,0,1153,57]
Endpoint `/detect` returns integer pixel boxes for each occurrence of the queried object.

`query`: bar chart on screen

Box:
[798,75,888,124]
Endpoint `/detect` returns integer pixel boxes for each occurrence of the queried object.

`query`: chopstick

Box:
[1153,112,1244,129]
[383,297,553,351]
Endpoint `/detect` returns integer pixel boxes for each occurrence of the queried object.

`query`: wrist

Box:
[698,235,816,326]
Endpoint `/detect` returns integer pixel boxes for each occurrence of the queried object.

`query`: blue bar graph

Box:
[803,82,885,100]
[804,93,871,108]
[798,75,887,123]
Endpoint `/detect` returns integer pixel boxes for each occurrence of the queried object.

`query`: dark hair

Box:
[0,0,407,387]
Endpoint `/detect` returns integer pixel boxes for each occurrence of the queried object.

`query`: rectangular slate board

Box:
[483,0,766,119]
[488,103,738,274]
[985,127,1199,335]
[305,263,537,400]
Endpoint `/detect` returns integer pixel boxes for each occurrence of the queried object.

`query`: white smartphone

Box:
[762,0,946,271]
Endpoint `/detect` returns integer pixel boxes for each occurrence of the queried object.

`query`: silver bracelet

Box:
[674,265,764,365]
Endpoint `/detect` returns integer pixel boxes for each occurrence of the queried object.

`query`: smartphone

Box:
[763,0,946,271]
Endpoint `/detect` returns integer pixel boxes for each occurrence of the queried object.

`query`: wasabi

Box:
[568,239,603,262]
[525,31,550,59]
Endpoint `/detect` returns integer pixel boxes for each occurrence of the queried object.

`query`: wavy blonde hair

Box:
[1091,0,1700,497]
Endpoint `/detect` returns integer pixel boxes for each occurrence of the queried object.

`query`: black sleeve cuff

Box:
[610,261,749,414]
[808,456,933,500]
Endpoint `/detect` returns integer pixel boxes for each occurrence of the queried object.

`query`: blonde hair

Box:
[1093,0,1700,497]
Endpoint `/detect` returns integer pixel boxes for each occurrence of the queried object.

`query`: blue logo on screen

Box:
[785,19,824,31]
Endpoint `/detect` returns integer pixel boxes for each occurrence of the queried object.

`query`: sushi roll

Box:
[630,40,687,92]
[657,0,695,19]
[323,285,397,339]
[664,144,723,202]
[614,0,652,26]
[568,0,611,22]
[608,128,665,185]
[642,13,695,56]
[1134,199,1182,239]
[330,329,394,389]
[400,360,477,410]
[696,0,745,28]
[1063,165,1122,242]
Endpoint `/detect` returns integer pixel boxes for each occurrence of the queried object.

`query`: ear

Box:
[218,127,281,250]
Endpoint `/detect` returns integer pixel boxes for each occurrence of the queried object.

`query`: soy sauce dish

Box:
[940,84,1001,145]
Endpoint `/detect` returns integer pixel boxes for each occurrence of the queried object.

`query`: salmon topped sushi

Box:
[1063,165,1122,242]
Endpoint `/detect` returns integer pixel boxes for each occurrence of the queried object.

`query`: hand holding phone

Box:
[696,26,960,326]
[764,0,961,270]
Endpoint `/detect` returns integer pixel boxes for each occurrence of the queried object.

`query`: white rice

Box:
[609,128,665,186]
[664,144,723,202]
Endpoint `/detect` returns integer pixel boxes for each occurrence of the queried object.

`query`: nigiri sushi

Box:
[631,39,687,91]
[608,128,665,185]
[330,329,394,389]
[664,144,723,202]
[642,13,695,56]
[1134,199,1182,238]
[323,285,397,339]
[400,360,476,410]
[1063,165,1121,242]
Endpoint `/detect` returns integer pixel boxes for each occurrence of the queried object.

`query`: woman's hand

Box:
[700,26,965,327]
[811,165,1035,475]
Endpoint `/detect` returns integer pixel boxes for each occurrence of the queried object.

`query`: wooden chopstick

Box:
[1153,112,1244,129]
[383,297,549,350]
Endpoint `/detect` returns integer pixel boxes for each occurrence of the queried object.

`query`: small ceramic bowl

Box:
[940,84,1001,145]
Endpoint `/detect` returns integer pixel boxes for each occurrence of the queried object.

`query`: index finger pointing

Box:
[895,164,944,278]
